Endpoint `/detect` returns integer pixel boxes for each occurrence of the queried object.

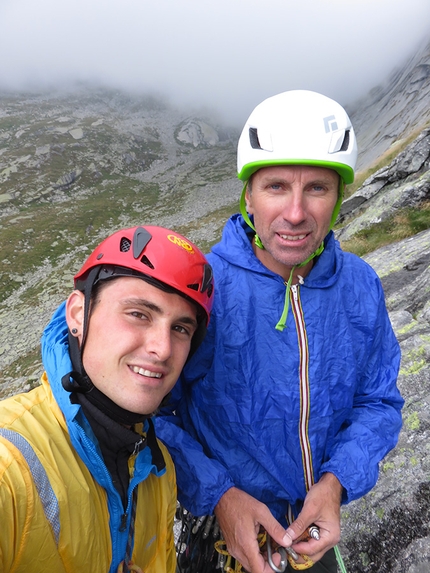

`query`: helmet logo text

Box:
[323,115,338,133]
[167,234,195,254]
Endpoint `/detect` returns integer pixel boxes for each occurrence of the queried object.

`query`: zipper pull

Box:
[291,284,298,302]
[133,438,144,456]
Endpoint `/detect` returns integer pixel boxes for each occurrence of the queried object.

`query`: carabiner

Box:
[266,534,298,573]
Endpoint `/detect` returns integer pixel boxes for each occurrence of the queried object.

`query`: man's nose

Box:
[282,190,306,225]
[145,325,172,361]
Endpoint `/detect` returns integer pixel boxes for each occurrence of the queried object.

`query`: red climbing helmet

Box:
[74,226,214,325]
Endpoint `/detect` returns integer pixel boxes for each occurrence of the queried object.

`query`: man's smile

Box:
[130,365,163,378]
[278,233,308,241]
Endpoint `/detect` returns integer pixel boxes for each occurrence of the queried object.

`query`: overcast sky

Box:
[0,0,429,125]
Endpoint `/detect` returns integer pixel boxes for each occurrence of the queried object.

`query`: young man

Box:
[156,91,404,572]
[0,225,214,573]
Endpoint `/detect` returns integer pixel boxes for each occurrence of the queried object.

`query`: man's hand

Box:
[214,487,291,573]
[284,473,343,564]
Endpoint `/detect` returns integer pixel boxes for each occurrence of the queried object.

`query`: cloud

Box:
[0,0,429,124]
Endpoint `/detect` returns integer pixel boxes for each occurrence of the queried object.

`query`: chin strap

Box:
[239,182,325,331]
[240,183,264,249]
[62,330,94,392]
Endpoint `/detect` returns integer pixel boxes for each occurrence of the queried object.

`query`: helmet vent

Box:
[201,263,213,296]
[187,283,199,292]
[249,127,262,150]
[339,130,350,152]
[141,255,155,269]
[120,237,131,252]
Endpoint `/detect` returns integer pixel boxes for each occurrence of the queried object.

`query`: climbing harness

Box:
[174,506,330,573]
[175,507,265,573]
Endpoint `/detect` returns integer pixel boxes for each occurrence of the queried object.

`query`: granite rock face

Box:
[338,229,430,572]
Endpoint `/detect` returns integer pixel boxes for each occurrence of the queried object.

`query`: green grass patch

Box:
[0,117,21,131]
[18,271,74,306]
[340,202,430,256]
[0,180,161,303]
[0,277,24,302]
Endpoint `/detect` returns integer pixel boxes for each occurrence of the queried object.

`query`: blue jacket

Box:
[156,214,403,524]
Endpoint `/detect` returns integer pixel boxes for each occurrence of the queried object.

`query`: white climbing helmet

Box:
[237,90,357,184]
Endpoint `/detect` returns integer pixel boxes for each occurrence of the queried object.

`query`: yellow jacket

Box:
[0,373,176,573]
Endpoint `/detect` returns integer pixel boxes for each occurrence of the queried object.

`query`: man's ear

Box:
[245,186,254,214]
[66,290,85,345]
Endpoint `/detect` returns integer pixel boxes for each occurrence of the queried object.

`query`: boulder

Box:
[176,119,219,147]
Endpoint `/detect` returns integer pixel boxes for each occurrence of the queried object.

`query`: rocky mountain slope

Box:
[0,38,430,573]
[339,228,430,573]
[333,39,430,573]
[337,127,430,242]
[348,37,430,171]
[0,88,241,390]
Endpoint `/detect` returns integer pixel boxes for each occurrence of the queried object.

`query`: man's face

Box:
[66,277,198,415]
[245,165,339,277]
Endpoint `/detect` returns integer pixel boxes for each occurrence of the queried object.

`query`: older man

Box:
[157,91,403,573]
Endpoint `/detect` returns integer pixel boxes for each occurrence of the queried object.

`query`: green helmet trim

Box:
[238,158,354,185]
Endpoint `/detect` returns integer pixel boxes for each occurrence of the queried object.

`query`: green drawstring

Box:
[275,267,295,331]
[274,238,324,331]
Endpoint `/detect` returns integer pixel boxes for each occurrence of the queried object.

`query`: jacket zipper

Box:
[290,284,314,492]
[75,423,133,566]
[120,438,144,532]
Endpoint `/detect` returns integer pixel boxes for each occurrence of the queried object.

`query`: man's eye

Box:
[174,325,191,336]
[130,311,146,320]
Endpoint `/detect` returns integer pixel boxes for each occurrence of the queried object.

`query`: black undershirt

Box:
[74,391,145,508]
[66,333,166,509]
